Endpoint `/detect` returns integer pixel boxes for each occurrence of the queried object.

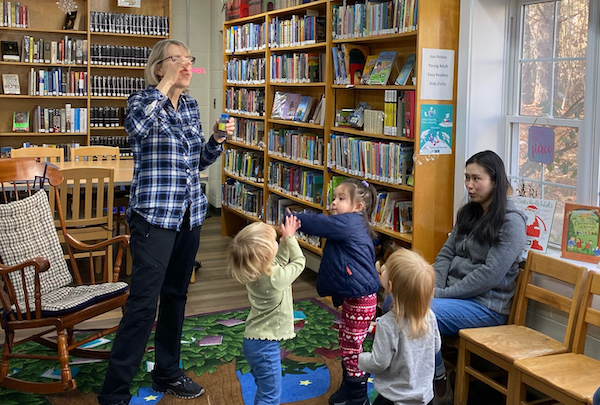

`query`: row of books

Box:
[90,45,151,67]
[0,143,82,160]
[267,129,324,166]
[222,179,263,218]
[91,75,145,98]
[28,105,88,134]
[335,107,386,135]
[383,89,414,136]
[232,118,265,148]
[270,52,324,83]
[371,192,413,233]
[271,92,325,124]
[90,107,127,128]
[224,22,267,53]
[224,149,264,182]
[0,36,87,65]
[0,1,27,28]
[328,134,414,186]
[268,14,326,48]
[267,161,323,205]
[21,68,87,96]
[332,0,418,39]
[225,88,266,117]
[89,136,132,158]
[265,194,321,248]
[226,57,266,84]
[89,12,169,36]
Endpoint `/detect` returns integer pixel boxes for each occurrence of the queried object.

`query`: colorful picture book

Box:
[369,51,397,85]
[561,203,600,264]
[395,53,416,85]
[360,55,379,85]
[342,43,369,85]
[281,93,302,120]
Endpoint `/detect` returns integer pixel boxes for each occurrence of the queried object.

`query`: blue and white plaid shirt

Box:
[125,86,223,231]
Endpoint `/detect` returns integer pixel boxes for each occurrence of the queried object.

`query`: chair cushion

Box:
[40,282,128,316]
[515,353,600,403]
[0,190,72,311]
[459,324,568,362]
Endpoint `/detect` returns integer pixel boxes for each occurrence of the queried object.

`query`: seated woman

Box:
[430,150,526,404]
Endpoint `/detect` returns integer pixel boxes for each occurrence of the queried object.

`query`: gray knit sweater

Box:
[433,200,527,315]
[358,310,441,405]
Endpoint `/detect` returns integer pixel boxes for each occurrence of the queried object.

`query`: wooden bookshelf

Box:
[0,0,171,159]
[222,0,459,263]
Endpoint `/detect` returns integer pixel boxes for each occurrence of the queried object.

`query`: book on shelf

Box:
[281,93,302,120]
[294,95,313,122]
[2,73,19,94]
[348,101,371,128]
[63,11,78,30]
[397,201,413,233]
[1,40,19,62]
[335,108,355,127]
[360,55,379,85]
[342,43,370,85]
[368,52,397,85]
[13,111,30,132]
[395,53,416,86]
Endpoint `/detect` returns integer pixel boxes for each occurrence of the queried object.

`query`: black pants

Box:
[373,394,434,405]
[98,211,201,405]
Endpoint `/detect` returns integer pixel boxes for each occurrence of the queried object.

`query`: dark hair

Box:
[338,178,377,238]
[456,150,509,244]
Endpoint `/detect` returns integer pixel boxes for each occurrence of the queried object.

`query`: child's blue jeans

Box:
[243,338,281,405]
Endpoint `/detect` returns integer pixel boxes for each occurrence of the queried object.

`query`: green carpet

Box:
[0,298,375,405]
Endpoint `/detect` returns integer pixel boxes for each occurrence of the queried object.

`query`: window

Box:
[506,0,594,244]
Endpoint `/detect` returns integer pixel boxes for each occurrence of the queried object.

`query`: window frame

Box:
[504,0,599,207]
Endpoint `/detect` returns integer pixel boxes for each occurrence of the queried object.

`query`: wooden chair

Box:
[50,167,116,279]
[11,146,65,162]
[514,271,600,405]
[72,145,119,162]
[454,251,588,405]
[0,158,129,394]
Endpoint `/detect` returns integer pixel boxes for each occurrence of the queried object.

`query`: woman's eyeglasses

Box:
[158,55,196,65]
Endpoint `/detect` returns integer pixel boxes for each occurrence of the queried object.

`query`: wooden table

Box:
[55,159,134,186]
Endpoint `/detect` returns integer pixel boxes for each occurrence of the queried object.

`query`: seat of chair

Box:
[35,282,128,317]
[514,353,600,404]
[459,324,568,362]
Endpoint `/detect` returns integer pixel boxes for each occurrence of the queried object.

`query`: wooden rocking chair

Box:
[0,158,130,394]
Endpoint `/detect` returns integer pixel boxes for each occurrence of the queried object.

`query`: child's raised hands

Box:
[281,214,301,239]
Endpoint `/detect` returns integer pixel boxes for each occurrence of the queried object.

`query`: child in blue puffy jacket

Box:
[292,178,380,405]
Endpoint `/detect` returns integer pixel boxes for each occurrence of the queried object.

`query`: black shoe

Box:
[329,365,349,405]
[151,374,205,399]
[345,373,370,405]
[104,401,128,405]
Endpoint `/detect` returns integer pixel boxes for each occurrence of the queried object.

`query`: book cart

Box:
[223,0,459,263]
[0,0,171,159]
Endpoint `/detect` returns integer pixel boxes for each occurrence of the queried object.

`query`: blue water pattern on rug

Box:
[237,365,376,403]
[129,387,163,404]
[237,365,329,403]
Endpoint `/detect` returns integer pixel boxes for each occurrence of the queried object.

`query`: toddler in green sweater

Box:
[228,216,306,405]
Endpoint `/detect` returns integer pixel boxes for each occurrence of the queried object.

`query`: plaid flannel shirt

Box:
[125,86,223,231]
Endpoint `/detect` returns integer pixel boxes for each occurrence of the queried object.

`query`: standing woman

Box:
[431,150,527,405]
[98,39,234,405]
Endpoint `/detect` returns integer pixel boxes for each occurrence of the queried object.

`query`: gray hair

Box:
[145,39,191,86]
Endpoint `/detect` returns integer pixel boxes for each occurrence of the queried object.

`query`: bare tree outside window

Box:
[508,0,588,245]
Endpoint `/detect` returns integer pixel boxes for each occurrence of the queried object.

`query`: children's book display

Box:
[394,53,416,85]
[369,52,397,85]
[510,196,556,255]
[360,55,379,85]
[561,203,600,264]
[270,91,324,124]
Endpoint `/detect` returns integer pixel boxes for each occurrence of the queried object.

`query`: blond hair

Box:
[145,39,191,86]
[228,222,277,284]
[385,249,435,338]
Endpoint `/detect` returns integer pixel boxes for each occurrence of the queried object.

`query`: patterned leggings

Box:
[339,293,378,377]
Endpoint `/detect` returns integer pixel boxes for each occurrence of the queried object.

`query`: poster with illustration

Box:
[510,196,556,255]
[419,104,453,155]
[561,203,600,264]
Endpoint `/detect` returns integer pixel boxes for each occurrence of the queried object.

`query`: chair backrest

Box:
[72,146,120,162]
[572,271,600,354]
[0,158,64,201]
[513,251,588,350]
[11,146,65,163]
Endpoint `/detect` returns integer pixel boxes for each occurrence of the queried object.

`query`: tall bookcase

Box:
[0,0,171,155]
[222,0,459,263]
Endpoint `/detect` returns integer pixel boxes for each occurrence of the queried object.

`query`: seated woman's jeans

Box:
[594,386,600,405]
[383,294,506,379]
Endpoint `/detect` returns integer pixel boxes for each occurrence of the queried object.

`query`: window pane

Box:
[523,2,555,60]
[544,126,578,186]
[520,61,552,116]
[556,0,588,59]
[518,123,542,181]
[553,60,586,119]
[543,184,577,244]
